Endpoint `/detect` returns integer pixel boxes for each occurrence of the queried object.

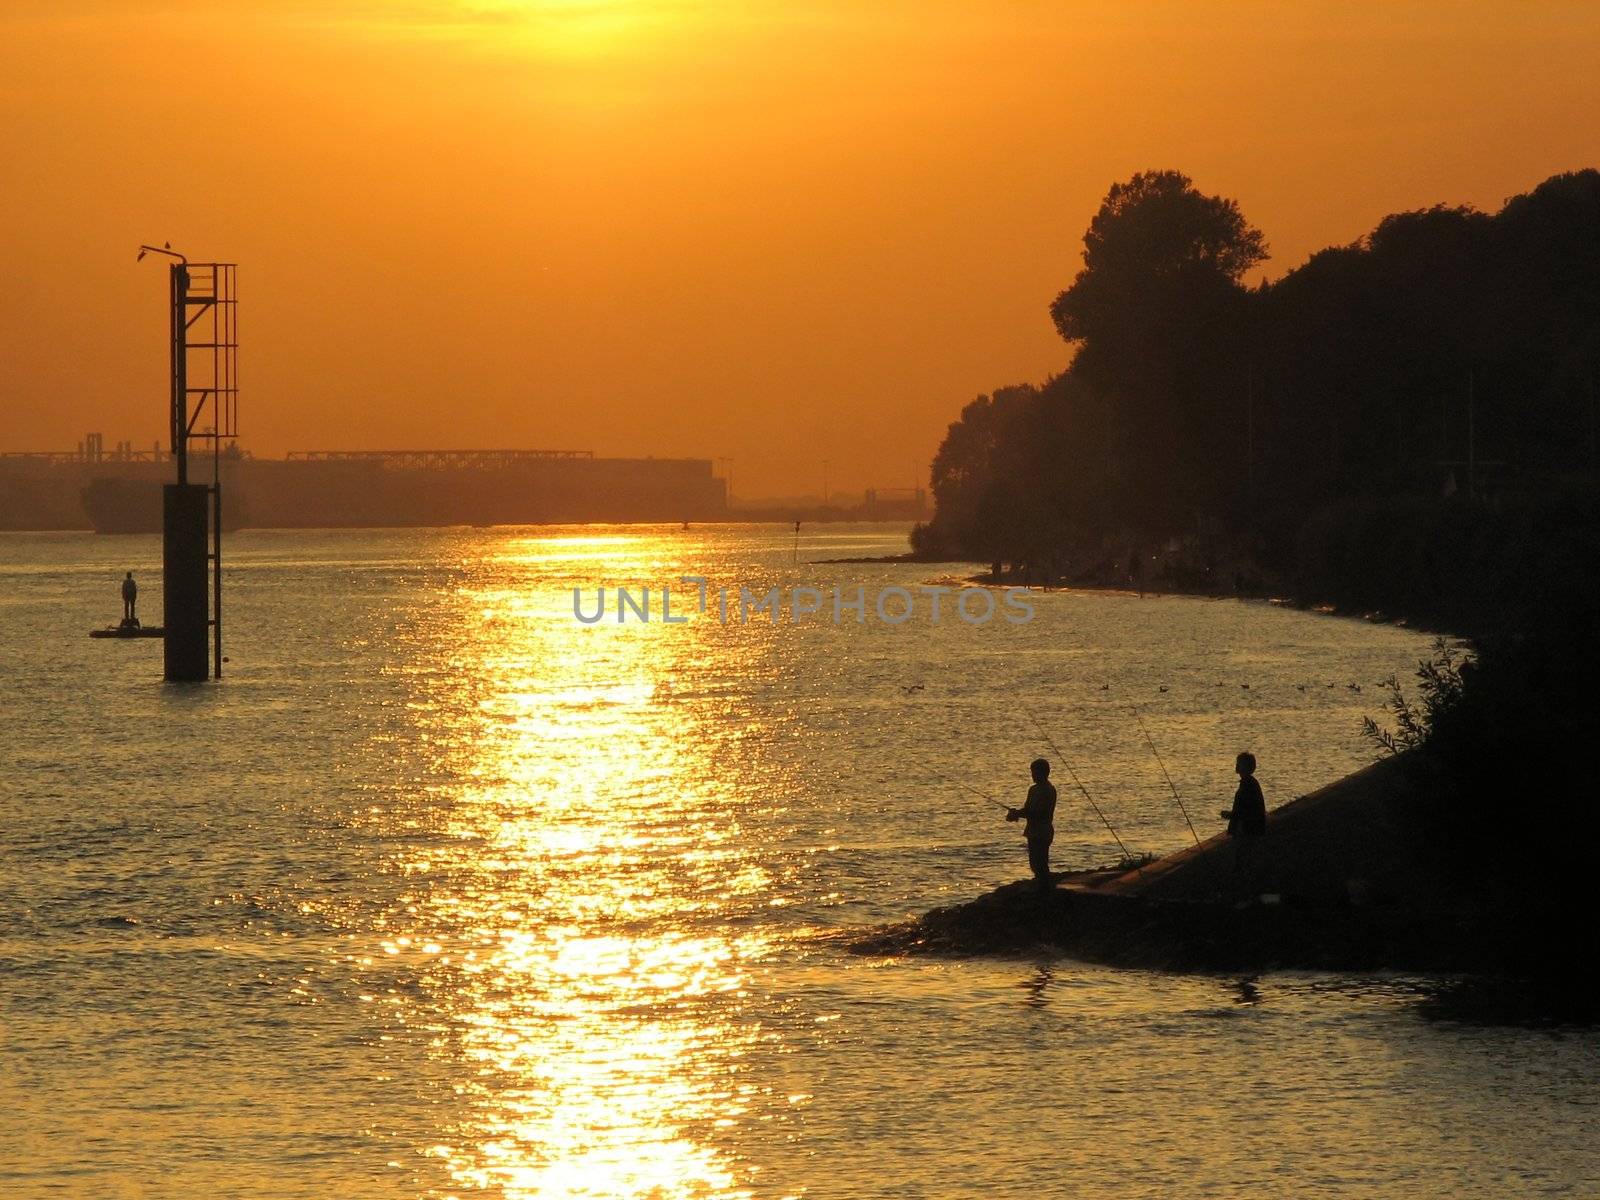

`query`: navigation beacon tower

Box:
[138,244,238,682]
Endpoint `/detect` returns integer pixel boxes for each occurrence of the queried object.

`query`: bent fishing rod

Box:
[1024,709,1136,865]
[1131,705,1201,846]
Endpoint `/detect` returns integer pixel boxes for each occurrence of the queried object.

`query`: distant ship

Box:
[80,476,248,534]
[79,477,163,534]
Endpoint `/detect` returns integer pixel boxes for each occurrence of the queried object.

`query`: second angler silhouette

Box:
[1220,751,1267,880]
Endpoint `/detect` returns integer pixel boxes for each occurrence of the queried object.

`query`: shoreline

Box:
[851,757,1531,980]
[849,878,1492,975]
[960,563,1474,641]
[810,551,966,565]
[1015,578,1472,641]
[812,546,1478,639]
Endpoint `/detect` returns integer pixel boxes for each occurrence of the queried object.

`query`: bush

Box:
[1362,639,1467,756]
[1365,604,1600,967]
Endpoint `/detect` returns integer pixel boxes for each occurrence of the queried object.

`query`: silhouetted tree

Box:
[921,167,1600,579]
[1045,171,1269,529]
[1049,169,1267,350]
[926,385,1043,564]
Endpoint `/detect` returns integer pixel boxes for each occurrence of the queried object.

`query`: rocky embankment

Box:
[853,757,1506,973]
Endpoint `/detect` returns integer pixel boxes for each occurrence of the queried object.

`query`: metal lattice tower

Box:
[138,245,238,680]
[170,261,239,484]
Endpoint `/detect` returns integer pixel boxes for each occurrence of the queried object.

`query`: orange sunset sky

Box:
[2,1,1598,498]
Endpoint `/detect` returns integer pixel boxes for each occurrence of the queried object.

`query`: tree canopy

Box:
[1049,169,1268,348]
[920,167,1600,592]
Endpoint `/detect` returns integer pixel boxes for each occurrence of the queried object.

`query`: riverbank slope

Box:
[854,755,1506,973]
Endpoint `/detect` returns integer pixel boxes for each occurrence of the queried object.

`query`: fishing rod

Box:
[1131,706,1201,846]
[929,768,1010,812]
[1024,710,1136,864]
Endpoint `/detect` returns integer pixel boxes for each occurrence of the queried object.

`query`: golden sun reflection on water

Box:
[445,933,757,1198]
[424,534,768,1198]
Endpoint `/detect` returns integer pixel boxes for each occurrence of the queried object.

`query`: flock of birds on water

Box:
[900,680,1383,696]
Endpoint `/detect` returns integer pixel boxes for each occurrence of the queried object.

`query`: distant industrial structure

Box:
[0,446,948,530]
[860,487,929,520]
[1,440,730,532]
[255,449,728,527]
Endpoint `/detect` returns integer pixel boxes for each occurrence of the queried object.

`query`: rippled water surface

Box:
[2,526,1596,1198]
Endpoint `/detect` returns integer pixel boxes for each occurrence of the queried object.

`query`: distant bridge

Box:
[285,449,595,469]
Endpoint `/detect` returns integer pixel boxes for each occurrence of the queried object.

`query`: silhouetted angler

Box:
[121,571,138,626]
[1006,758,1057,892]
[1219,751,1266,873]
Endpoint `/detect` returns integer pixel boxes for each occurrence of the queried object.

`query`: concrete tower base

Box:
[162,483,210,682]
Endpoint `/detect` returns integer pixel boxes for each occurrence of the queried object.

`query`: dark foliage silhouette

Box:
[918,167,1600,620]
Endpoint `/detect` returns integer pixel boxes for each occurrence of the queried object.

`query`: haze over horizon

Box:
[3,1,1597,497]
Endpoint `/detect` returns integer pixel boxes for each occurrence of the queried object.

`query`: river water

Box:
[2,525,1595,1198]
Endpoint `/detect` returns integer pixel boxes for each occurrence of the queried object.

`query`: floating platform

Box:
[90,623,164,639]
